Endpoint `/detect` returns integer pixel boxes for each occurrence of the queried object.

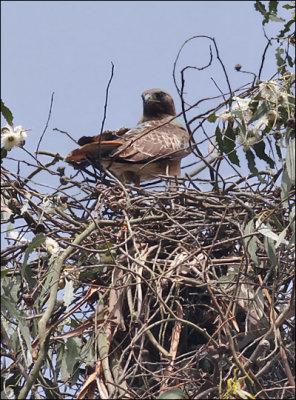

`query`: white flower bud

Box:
[44,238,60,255]
[1,133,21,150]
[259,80,280,102]
[218,109,232,121]
[1,125,28,150]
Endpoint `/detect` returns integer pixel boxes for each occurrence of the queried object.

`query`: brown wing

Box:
[111,119,190,163]
[64,127,129,163]
[64,141,123,163]
[65,120,189,164]
[77,127,130,146]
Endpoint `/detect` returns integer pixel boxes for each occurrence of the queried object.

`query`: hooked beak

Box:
[142,93,159,103]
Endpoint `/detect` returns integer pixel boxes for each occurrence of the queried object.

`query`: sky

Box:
[1,0,289,190]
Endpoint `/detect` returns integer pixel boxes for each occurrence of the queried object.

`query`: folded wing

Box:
[65,119,189,165]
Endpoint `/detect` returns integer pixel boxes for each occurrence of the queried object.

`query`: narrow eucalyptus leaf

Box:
[253,141,275,168]
[245,149,258,174]
[281,169,292,206]
[244,220,259,265]
[286,137,295,181]
[275,226,289,248]
[63,279,75,308]
[264,236,278,267]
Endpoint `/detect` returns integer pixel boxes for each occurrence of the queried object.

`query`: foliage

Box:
[223,370,255,399]
[1,100,14,127]
[1,1,295,399]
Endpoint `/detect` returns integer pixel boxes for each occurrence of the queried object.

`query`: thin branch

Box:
[35,92,55,157]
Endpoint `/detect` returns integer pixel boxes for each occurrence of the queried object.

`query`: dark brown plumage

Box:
[65,88,190,184]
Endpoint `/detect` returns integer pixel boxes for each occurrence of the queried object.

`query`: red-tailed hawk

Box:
[65,88,190,185]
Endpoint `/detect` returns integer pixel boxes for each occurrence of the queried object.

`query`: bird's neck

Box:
[139,113,175,123]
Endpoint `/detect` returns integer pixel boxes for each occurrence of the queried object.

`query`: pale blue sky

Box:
[1,1,288,185]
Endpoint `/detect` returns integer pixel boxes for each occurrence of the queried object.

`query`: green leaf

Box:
[215,126,223,150]
[282,4,294,9]
[244,220,259,265]
[245,149,258,174]
[255,0,285,25]
[22,233,46,290]
[275,47,286,73]
[245,149,267,183]
[279,18,295,37]
[67,337,81,366]
[269,1,278,14]
[207,114,218,123]
[1,296,32,365]
[80,335,95,362]
[224,124,235,146]
[264,236,278,267]
[215,125,240,166]
[287,53,294,68]
[56,341,66,375]
[158,388,186,399]
[248,102,271,125]
[63,279,75,308]
[1,269,11,278]
[281,168,292,206]
[286,137,295,182]
[1,276,21,304]
[256,219,288,245]
[60,352,69,382]
[224,126,240,166]
[254,1,267,17]
[61,337,81,381]
[22,234,46,270]
[268,14,285,22]
[1,100,14,126]
[278,105,289,122]
[228,148,240,166]
[275,226,289,248]
[270,214,284,231]
[36,257,55,307]
[11,328,20,353]
[252,141,275,168]
[26,233,47,254]
[288,206,295,247]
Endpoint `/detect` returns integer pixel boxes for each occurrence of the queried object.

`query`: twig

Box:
[35,92,55,157]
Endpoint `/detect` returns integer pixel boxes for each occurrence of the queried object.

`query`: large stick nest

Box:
[1,164,294,399]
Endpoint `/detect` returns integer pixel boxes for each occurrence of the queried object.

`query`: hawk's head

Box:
[140,88,176,122]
